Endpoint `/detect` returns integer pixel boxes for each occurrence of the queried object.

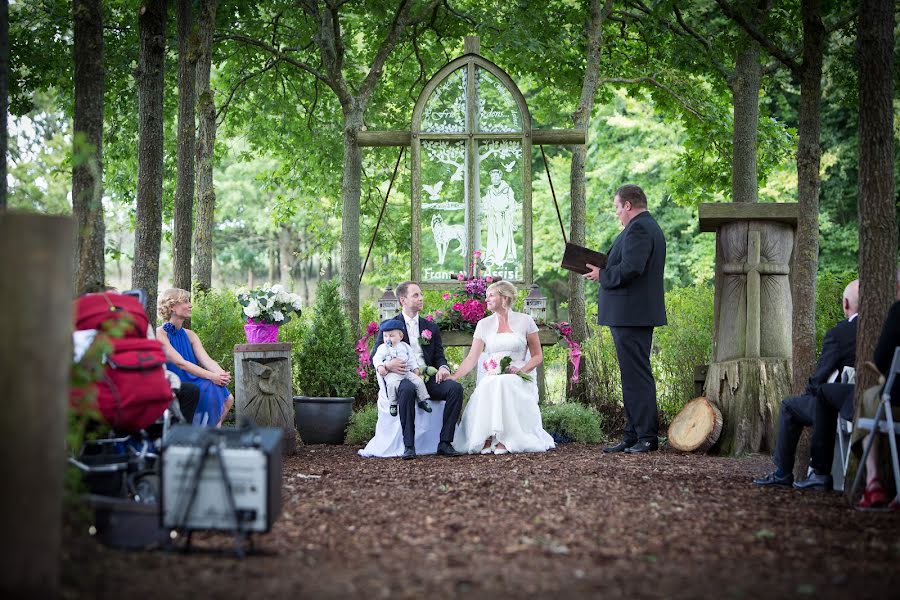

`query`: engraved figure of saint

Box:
[482,169,518,267]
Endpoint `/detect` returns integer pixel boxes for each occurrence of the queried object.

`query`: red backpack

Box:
[72,293,173,432]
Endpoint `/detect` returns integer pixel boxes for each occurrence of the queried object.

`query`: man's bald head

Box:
[843,279,859,317]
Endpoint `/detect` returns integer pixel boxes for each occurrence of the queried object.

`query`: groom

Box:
[371,281,463,459]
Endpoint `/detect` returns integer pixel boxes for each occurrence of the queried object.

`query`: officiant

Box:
[584,184,667,454]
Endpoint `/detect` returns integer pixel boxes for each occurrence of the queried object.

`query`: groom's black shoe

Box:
[603,440,637,453]
[402,446,416,460]
[436,441,461,457]
[624,440,658,453]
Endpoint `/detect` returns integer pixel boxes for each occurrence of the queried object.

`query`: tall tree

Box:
[72,0,106,294]
[0,0,7,211]
[173,0,197,292]
[717,0,854,393]
[193,0,216,292]
[222,0,442,331]
[568,0,615,397]
[132,0,166,320]
[855,0,896,400]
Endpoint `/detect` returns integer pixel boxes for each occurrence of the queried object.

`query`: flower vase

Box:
[244,319,280,344]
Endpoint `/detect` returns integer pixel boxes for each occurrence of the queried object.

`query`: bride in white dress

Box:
[450,281,555,455]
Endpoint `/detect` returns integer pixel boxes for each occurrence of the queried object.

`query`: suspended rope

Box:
[360,147,405,284]
[540,145,567,245]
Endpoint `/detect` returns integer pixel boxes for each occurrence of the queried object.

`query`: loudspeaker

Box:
[161,425,282,533]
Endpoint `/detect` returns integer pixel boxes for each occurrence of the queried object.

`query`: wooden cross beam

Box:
[358,129,586,147]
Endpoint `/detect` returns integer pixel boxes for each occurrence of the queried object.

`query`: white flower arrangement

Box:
[236,284,303,325]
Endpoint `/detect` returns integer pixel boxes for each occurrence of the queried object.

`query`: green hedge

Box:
[540,402,604,443]
[345,403,379,444]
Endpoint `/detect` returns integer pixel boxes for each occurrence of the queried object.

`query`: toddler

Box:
[372,319,432,417]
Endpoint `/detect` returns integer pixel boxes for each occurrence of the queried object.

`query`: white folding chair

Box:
[847,347,900,504]
[831,366,856,492]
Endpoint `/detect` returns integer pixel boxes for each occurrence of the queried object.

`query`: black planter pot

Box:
[293,396,354,444]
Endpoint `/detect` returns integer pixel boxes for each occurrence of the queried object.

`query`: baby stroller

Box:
[68,290,188,548]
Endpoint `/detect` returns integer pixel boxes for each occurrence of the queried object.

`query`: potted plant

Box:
[236,284,303,344]
[293,280,361,444]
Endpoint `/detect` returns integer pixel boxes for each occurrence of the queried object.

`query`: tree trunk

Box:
[279,224,293,287]
[790,0,824,394]
[132,0,166,322]
[855,0,896,401]
[72,0,106,294]
[0,0,8,211]
[569,0,613,400]
[730,29,762,203]
[0,212,74,598]
[193,0,216,291]
[340,105,363,333]
[173,0,196,292]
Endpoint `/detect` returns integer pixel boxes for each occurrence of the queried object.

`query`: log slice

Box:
[668,397,724,453]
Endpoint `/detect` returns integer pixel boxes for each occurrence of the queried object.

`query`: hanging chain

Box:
[540,145,567,245]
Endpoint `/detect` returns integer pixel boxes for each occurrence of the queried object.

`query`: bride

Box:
[449,280,555,454]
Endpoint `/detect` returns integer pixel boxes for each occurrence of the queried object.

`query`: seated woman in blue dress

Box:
[156,288,234,427]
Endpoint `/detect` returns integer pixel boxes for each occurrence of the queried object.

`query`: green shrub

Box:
[345,403,378,444]
[189,286,246,376]
[652,283,714,424]
[354,301,381,409]
[815,269,857,351]
[540,402,604,443]
[294,279,361,398]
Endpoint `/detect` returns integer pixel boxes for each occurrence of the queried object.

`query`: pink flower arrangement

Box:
[354,321,379,379]
[549,321,582,383]
[460,298,486,323]
[424,253,498,332]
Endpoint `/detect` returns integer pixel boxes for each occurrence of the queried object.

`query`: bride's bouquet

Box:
[482,355,532,382]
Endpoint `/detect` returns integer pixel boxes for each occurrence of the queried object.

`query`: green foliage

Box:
[345,403,379,445]
[189,287,249,376]
[540,403,604,444]
[815,269,857,352]
[355,301,382,408]
[294,280,361,398]
[652,284,715,424]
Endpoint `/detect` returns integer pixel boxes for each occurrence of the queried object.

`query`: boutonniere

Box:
[418,329,433,346]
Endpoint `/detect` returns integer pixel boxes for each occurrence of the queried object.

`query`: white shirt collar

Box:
[849,313,858,322]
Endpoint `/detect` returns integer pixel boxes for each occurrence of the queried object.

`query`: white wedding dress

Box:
[452,312,555,454]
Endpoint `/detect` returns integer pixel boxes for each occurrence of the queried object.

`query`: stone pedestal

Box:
[699,203,797,456]
[234,343,296,455]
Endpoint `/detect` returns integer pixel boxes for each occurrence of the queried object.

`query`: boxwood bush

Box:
[540,402,604,443]
[345,403,378,444]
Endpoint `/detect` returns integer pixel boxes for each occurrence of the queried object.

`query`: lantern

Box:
[524,284,547,322]
[377,286,400,323]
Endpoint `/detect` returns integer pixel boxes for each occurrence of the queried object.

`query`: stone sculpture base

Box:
[704,358,792,456]
[234,343,297,455]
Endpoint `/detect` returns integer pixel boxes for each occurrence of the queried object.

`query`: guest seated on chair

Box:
[753,280,859,488]
[156,288,234,427]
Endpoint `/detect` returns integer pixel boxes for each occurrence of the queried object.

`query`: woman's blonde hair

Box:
[157,287,191,320]
[487,280,517,308]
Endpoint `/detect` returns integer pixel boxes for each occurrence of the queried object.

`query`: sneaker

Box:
[417,400,432,413]
[389,404,398,417]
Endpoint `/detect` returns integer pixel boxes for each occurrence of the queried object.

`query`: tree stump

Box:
[668,397,723,453]
[704,357,792,456]
[0,212,74,597]
[233,343,296,455]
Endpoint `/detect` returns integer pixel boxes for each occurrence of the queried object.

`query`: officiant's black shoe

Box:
[793,471,833,491]
[603,440,637,453]
[624,440,658,453]
[417,400,433,413]
[752,471,794,487]
[402,446,416,460]
[436,441,461,457]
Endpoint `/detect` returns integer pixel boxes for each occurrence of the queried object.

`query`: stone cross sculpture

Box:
[699,203,798,456]
[233,343,296,455]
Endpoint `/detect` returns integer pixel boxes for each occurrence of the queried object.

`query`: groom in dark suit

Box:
[585,184,667,453]
[370,281,463,459]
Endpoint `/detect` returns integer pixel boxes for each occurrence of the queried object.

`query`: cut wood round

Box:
[668,397,724,453]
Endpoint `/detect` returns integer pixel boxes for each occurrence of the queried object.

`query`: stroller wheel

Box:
[129,472,160,504]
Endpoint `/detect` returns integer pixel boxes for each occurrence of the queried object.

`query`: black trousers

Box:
[175,382,200,424]
[772,394,815,473]
[610,326,658,443]
[810,382,855,474]
[397,377,463,448]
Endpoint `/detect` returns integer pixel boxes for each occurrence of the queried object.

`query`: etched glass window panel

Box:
[475,140,523,281]
[475,67,521,134]
[421,140,467,282]
[421,68,467,134]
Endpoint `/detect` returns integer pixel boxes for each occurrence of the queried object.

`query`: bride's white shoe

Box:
[493,445,509,455]
[480,446,493,455]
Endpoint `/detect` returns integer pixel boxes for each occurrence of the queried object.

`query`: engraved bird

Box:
[503,160,516,172]
[423,181,444,200]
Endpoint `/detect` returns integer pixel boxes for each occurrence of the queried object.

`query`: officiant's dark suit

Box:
[370,283,463,458]
[595,185,667,453]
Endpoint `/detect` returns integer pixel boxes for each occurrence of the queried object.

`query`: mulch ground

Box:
[63,444,900,600]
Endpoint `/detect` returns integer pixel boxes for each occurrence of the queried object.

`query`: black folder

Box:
[561,242,608,275]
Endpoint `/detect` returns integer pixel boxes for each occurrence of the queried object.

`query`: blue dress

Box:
[162,322,229,426]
